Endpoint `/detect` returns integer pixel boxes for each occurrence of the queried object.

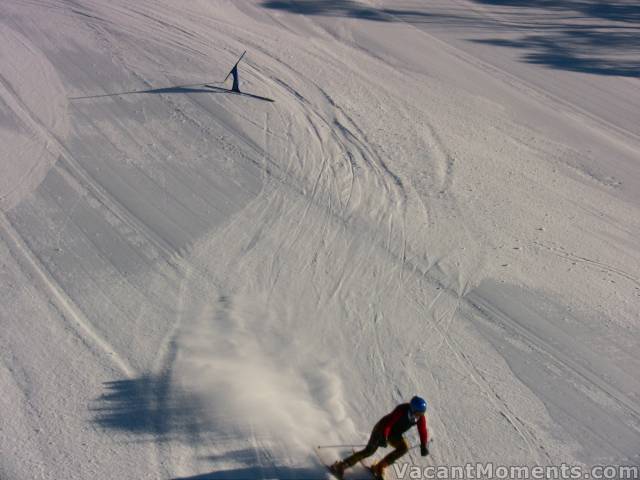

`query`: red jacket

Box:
[379,403,428,446]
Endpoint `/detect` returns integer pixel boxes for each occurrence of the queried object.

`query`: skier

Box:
[224,51,245,93]
[331,396,430,480]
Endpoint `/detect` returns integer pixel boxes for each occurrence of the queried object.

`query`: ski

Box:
[315,446,373,480]
[353,449,376,480]
[315,446,345,480]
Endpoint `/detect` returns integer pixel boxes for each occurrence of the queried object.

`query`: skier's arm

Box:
[381,406,405,439]
[417,415,428,445]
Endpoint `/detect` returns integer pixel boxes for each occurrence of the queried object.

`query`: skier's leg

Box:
[372,436,409,478]
[342,434,379,466]
[343,441,377,466]
[383,435,409,463]
[333,424,383,474]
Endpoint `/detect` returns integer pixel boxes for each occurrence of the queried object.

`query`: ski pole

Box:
[319,438,433,450]
[317,444,367,449]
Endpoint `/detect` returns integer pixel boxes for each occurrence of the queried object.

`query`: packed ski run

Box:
[1,1,639,479]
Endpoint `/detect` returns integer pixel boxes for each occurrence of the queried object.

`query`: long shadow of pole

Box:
[70,84,274,102]
[69,84,221,100]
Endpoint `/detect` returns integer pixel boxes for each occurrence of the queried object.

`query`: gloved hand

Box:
[420,444,429,457]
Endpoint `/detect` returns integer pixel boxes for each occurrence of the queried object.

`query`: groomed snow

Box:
[1,1,639,479]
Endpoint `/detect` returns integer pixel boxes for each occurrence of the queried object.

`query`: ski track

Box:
[466,288,640,463]
[0,212,135,377]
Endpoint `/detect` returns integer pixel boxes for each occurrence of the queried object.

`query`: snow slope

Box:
[1,1,639,478]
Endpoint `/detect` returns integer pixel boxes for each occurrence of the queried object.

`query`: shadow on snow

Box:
[471,0,640,77]
[261,0,441,23]
[261,0,640,77]
[472,0,640,23]
[91,377,327,479]
[70,85,274,102]
[90,374,211,442]
[171,466,321,480]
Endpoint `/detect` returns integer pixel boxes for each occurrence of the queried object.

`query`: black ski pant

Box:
[342,419,409,468]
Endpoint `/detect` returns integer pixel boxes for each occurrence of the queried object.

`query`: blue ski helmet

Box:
[410,396,427,414]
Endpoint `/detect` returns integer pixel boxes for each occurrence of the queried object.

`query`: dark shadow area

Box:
[470,0,640,77]
[261,0,640,77]
[70,85,274,102]
[474,32,640,77]
[91,374,211,441]
[172,465,322,480]
[262,0,390,20]
[261,0,448,24]
[93,378,328,478]
[69,84,219,100]
[474,0,640,23]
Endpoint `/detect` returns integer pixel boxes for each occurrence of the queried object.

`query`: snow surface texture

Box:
[1,0,639,478]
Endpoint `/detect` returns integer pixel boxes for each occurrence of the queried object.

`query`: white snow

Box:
[1,0,639,478]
